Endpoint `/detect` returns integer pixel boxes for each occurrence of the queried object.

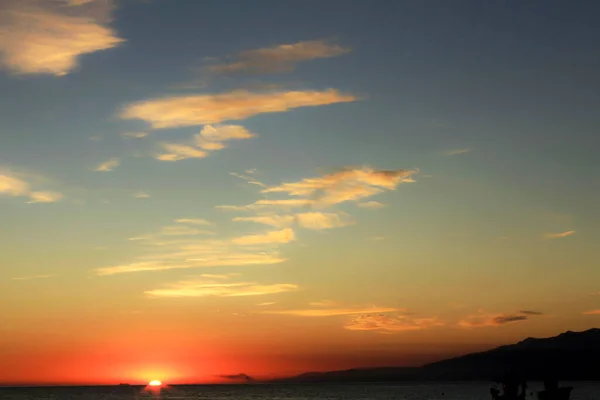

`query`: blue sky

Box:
[1,0,600,383]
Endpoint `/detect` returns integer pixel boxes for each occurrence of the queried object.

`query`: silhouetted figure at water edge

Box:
[538,378,573,400]
[490,373,527,400]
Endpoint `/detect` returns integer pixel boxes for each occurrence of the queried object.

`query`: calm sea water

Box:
[1,382,599,400]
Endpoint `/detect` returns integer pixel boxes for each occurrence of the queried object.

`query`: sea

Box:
[0,382,599,400]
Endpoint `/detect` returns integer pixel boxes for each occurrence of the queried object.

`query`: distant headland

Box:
[271,328,600,383]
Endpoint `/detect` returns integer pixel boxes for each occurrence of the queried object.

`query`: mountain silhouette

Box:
[274,328,600,382]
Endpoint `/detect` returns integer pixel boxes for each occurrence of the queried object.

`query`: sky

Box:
[1,0,599,386]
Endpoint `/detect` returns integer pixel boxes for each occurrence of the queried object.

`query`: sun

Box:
[148,380,162,387]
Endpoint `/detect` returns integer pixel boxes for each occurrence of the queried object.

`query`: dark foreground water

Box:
[1,382,599,400]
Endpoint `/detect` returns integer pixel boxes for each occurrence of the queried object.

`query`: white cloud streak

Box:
[12,274,58,281]
[262,167,416,205]
[176,218,212,226]
[262,306,400,317]
[145,277,298,298]
[159,225,215,236]
[220,167,416,212]
[233,215,295,228]
[231,228,296,246]
[230,172,266,188]
[155,125,255,162]
[443,148,472,156]
[206,39,351,75]
[120,89,357,129]
[122,132,149,138]
[156,143,208,161]
[94,158,120,172]
[96,251,286,275]
[544,230,576,239]
[345,314,444,332]
[97,222,292,276]
[296,212,354,230]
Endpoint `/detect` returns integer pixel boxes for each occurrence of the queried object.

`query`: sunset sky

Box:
[1,0,599,386]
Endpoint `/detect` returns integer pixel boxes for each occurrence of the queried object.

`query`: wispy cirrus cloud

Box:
[0,171,63,204]
[544,230,576,239]
[231,228,296,246]
[233,212,353,231]
[155,125,255,162]
[94,158,120,172]
[218,200,313,212]
[12,274,58,281]
[100,164,414,279]
[296,212,354,230]
[583,310,600,315]
[253,199,315,208]
[263,303,442,333]
[262,306,400,317]
[458,310,543,328]
[0,0,123,76]
[233,215,295,228]
[443,148,472,156]
[205,39,351,75]
[345,314,444,333]
[159,225,215,236]
[357,201,386,209]
[96,252,286,276]
[217,166,416,258]
[27,191,64,203]
[144,276,298,298]
[122,132,148,139]
[120,89,357,129]
[196,125,255,147]
[200,273,241,280]
[230,171,266,188]
[219,167,416,212]
[128,235,152,241]
[156,143,208,161]
[176,218,212,226]
[97,221,290,276]
[124,219,215,243]
[134,191,150,198]
[261,166,417,207]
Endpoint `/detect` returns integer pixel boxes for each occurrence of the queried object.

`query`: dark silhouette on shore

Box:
[489,375,573,400]
[272,328,600,383]
[490,372,528,400]
[537,378,573,400]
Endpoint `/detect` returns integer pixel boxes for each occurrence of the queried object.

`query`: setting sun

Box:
[149,380,162,387]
